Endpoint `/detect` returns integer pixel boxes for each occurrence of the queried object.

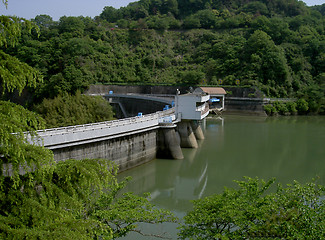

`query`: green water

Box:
[118,115,325,239]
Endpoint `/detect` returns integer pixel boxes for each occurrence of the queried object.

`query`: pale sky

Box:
[0,0,324,21]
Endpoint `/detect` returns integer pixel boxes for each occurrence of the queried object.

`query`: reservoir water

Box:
[118,115,325,239]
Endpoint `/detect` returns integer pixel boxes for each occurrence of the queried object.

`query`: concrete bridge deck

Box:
[34,108,177,150]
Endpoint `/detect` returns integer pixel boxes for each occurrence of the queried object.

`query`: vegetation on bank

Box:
[263,99,306,116]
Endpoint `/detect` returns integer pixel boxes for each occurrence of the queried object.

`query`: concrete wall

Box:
[105,95,169,117]
[225,97,266,115]
[223,87,266,115]
[52,130,157,172]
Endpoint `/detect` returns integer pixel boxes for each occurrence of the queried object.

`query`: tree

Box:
[100,6,120,22]
[1,2,175,238]
[244,30,290,95]
[196,9,217,29]
[58,16,85,37]
[33,91,115,128]
[296,98,309,114]
[0,158,176,239]
[241,1,269,16]
[0,2,50,180]
[161,0,179,16]
[179,177,325,240]
[0,12,42,94]
[183,15,201,29]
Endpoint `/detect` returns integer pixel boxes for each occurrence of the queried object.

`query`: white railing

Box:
[32,108,176,149]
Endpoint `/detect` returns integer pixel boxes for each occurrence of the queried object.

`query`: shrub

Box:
[296,99,309,114]
[34,91,115,128]
[263,104,274,115]
[179,177,325,240]
[285,101,297,114]
[273,101,289,115]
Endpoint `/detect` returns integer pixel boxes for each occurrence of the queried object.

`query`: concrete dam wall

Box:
[52,130,158,171]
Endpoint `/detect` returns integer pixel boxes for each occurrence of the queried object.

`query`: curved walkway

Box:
[32,108,177,149]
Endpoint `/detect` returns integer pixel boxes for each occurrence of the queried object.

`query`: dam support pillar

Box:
[157,123,184,159]
[191,120,205,140]
[177,121,198,148]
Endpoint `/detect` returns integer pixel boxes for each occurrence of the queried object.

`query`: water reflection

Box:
[119,141,210,212]
[117,115,325,239]
[119,115,325,204]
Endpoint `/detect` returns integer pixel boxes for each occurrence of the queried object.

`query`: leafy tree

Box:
[296,98,309,114]
[0,13,42,95]
[286,101,298,114]
[0,158,176,239]
[161,0,179,16]
[1,2,175,239]
[179,177,325,240]
[33,91,115,128]
[33,14,55,29]
[183,15,201,29]
[244,30,290,95]
[181,70,205,85]
[100,6,120,23]
[196,9,217,29]
[58,16,85,37]
[241,1,269,16]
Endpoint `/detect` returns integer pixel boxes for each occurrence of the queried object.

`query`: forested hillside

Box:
[3,0,325,113]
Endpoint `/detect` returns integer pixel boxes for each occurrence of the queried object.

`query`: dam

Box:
[32,89,211,172]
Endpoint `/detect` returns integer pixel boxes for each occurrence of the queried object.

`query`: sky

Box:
[0,0,324,21]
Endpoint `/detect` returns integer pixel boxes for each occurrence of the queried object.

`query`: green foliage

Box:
[1,2,175,239]
[0,158,176,239]
[0,15,39,48]
[273,101,289,115]
[263,104,277,116]
[0,50,43,94]
[34,91,115,128]
[286,101,297,114]
[179,177,325,240]
[1,0,323,110]
[264,101,299,116]
[0,7,53,185]
[0,101,54,185]
[0,15,42,94]
[296,98,309,114]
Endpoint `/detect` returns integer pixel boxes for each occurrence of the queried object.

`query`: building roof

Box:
[194,87,226,95]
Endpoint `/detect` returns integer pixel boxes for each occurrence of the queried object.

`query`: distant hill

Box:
[3,0,324,114]
[100,0,310,25]
[311,3,325,15]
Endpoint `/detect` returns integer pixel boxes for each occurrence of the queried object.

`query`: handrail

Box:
[37,108,175,138]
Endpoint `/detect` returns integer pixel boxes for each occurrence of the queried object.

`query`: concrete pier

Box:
[177,121,198,148]
[191,121,205,140]
[157,124,183,159]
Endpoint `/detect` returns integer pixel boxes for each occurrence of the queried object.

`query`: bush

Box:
[263,104,275,115]
[273,101,289,115]
[296,98,309,114]
[179,177,325,240]
[34,91,115,128]
[286,101,297,114]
